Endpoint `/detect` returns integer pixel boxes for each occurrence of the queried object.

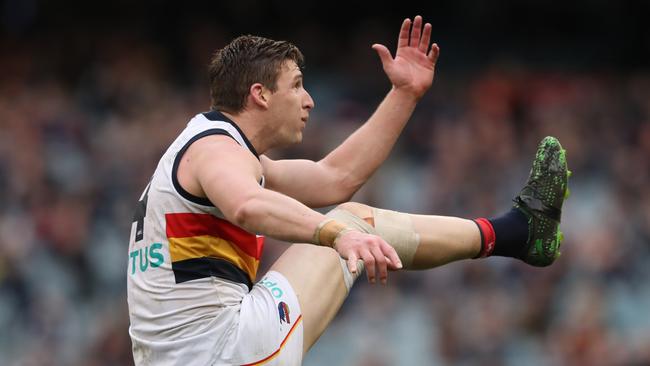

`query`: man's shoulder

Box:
[188,135,262,176]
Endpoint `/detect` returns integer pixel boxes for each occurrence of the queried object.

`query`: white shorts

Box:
[217,270,304,365]
[131,271,303,366]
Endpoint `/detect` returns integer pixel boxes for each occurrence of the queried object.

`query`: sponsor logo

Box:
[260,278,284,299]
[278,301,291,324]
[129,243,164,275]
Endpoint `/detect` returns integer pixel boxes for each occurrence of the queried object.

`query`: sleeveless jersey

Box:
[127,110,265,345]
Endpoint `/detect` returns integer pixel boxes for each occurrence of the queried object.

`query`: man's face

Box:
[265,60,314,146]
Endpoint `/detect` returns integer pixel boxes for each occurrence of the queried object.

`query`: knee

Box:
[326,202,377,235]
[334,202,373,219]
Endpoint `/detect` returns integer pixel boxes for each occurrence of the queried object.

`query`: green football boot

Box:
[514,136,570,267]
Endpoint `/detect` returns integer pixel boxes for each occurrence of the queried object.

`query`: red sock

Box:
[473,218,496,258]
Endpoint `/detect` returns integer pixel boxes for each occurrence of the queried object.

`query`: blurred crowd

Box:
[1,24,650,366]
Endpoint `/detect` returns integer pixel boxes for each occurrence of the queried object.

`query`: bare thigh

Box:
[269,243,348,354]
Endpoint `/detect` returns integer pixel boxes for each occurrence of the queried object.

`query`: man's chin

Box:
[289,131,304,144]
[274,134,303,149]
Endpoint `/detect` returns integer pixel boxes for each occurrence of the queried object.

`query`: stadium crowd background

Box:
[1,1,649,365]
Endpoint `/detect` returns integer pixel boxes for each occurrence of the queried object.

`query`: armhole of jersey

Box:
[202,110,260,159]
[171,129,235,207]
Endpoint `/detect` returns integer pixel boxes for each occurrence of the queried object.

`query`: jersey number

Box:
[132,183,151,242]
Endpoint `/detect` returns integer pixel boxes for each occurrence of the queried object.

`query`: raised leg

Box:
[269,244,349,354]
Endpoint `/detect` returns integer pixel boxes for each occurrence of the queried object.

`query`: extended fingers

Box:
[341,234,398,285]
[347,252,359,274]
[397,18,411,49]
[381,241,403,271]
[370,245,388,285]
[401,16,436,57]
[420,23,432,53]
[428,43,440,63]
[409,15,422,47]
[360,249,376,284]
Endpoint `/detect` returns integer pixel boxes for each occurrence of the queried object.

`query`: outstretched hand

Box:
[334,230,403,285]
[372,15,440,100]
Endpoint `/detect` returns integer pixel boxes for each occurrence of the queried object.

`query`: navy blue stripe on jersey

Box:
[172,256,253,290]
[171,129,234,207]
[203,110,260,159]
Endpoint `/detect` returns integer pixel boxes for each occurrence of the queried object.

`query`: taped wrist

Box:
[313,219,349,248]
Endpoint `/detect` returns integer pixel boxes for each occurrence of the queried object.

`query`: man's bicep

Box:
[261,156,320,190]
[260,155,346,206]
[195,142,263,219]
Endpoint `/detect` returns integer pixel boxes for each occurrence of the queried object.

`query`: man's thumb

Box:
[372,44,392,65]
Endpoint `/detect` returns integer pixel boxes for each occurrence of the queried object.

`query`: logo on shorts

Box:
[260,278,283,299]
[278,301,291,324]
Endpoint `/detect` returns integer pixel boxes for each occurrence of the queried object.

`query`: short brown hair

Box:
[208,35,304,113]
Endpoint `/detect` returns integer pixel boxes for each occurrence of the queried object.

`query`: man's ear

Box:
[249,83,270,108]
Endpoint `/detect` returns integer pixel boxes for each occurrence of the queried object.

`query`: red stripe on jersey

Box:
[165,213,264,259]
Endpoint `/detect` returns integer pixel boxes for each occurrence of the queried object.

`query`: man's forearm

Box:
[321,88,419,188]
[232,188,331,244]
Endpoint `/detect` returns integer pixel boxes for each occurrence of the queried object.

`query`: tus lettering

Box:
[129,243,164,275]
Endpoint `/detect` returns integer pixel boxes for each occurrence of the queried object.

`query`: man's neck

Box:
[220,110,273,154]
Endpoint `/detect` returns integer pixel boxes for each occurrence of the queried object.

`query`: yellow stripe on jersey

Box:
[168,235,260,282]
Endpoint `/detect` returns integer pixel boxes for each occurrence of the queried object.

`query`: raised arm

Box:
[263,16,440,206]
